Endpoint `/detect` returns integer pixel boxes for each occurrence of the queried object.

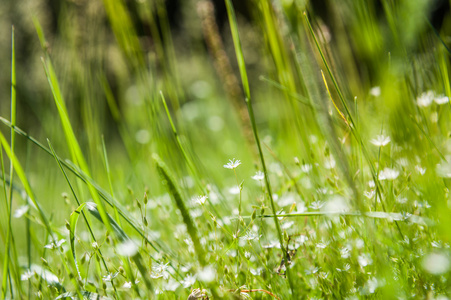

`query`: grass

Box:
[1,0,451,298]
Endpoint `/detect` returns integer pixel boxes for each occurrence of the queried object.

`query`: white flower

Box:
[309,200,325,210]
[44,239,66,250]
[228,186,241,195]
[415,165,426,175]
[378,168,399,180]
[197,266,216,283]
[340,247,351,259]
[241,230,261,241]
[14,205,29,218]
[300,164,312,173]
[116,240,138,257]
[21,270,34,281]
[324,156,336,169]
[122,281,132,289]
[251,171,264,181]
[434,95,449,105]
[417,91,435,107]
[316,242,327,249]
[223,158,241,169]
[364,190,375,199]
[281,221,294,230]
[103,272,119,282]
[250,268,262,275]
[151,262,170,279]
[370,135,391,147]
[436,161,451,178]
[358,254,373,267]
[323,195,350,212]
[164,278,180,291]
[194,195,208,205]
[422,252,450,275]
[181,274,196,288]
[369,86,381,97]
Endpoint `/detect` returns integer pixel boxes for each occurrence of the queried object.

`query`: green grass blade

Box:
[69,203,88,281]
[153,154,206,266]
[223,0,293,294]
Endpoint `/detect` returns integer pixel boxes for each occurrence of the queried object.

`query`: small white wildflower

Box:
[422,252,450,275]
[340,247,351,259]
[250,268,262,276]
[358,254,372,267]
[241,230,261,241]
[368,180,375,188]
[324,156,336,169]
[151,262,170,279]
[301,164,312,173]
[417,91,435,107]
[370,135,391,147]
[434,95,449,105]
[164,277,180,291]
[116,240,138,257]
[396,197,408,204]
[194,195,208,205]
[431,241,442,248]
[197,266,216,283]
[378,168,399,180]
[415,165,426,175]
[223,158,241,169]
[14,205,29,218]
[436,161,451,178]
[44,239,66,250]
[262,241,281,249]
[366,277,378,294]
[251,171,264,181]
[21,270,34,281]
[306,266,320,275]
[323,195,350,212]
[342,263,351,271]
[103,272,119,282]
[364,190,375,199]
[309,200,325,210]
[316,242,327,249]
[228,186,241,195]
[294,235,308,247]
[355,239,365,249]
[122,281,132,289]
[369,86,381,97]
[244,251,251,259]
[181,274,196,288]
[281,221,294,230]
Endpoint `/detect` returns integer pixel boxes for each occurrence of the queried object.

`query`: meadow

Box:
[1,0,451,298]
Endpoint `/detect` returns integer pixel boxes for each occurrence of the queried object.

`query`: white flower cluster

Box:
[417,90,449,107]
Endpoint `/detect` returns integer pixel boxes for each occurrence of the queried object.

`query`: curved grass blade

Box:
[69,203,87,281]
[152,154,206,266]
